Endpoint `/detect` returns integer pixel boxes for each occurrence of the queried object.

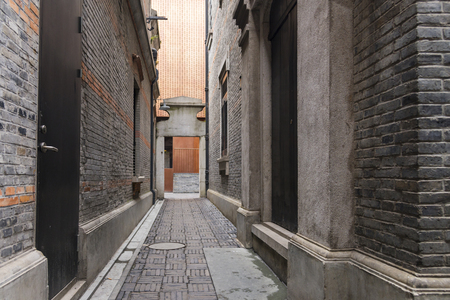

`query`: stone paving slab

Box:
[205,248,287,300]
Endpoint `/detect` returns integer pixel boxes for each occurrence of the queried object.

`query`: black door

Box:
[270,0,298,232]
[36,1,82,298]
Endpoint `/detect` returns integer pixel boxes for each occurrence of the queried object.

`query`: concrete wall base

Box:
[207,189,241,226]
[288,234,450,300]
[253,236,287,284]
[0,249,48,300]
[78,192,153,284]
[236,207,260,248]
[251,222,295,283]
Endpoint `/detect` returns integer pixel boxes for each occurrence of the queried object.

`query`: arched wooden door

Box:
[270,0,298,232]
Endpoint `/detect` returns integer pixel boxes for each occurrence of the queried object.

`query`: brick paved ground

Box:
[116,199,241,300]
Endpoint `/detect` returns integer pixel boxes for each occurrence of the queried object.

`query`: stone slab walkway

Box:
[80,198,287,300]
[115,198,242,300]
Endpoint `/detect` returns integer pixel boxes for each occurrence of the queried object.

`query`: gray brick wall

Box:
[208,0,242,201]
[354,0,450,274]
[173,173,199,193]
[80,0,153,223]
[0,0,39,262]
[0,0,155,261]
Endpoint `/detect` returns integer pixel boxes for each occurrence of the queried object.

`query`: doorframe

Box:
[251,0,299,227]
[157,135,206,198]
[154,96,206,199]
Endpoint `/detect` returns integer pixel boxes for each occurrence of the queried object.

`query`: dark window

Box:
[220,71,228,157]
[133,82,140,176]
[164,137,173,168]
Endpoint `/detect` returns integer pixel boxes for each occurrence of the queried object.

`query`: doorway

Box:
[165,137,200,195]
[36,0,82,298]
[270,0,298,232]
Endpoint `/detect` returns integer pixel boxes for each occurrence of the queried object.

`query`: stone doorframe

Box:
[155,96,206,199]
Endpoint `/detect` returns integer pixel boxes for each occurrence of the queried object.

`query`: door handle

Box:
[39,142,59,153]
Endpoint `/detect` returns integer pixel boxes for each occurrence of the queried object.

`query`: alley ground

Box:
[80,196,287,300]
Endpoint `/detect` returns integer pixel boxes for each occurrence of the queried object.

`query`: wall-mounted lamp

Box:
[146,16,168,23]
[159,99,170,111]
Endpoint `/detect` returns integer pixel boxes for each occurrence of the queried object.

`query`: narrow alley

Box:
[2,0,450,299]
[81,197,286,300]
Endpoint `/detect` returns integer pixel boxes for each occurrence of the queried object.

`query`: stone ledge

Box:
[0,249,48,300]
[78,192,153,283]
[252,222,295,259]
[207,189,241,226]
[290,234,450,297]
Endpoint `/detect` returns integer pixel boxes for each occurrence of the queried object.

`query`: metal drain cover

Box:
[147,242,186,250]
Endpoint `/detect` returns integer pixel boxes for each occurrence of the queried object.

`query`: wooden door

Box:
[173,137,199,173]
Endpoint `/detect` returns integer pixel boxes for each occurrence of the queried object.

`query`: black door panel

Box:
[36,0,82,298]
[271,2,298,232]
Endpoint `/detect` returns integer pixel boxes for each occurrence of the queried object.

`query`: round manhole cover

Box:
[147,243,186,250]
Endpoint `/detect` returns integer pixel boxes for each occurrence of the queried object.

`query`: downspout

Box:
[150,81,155,204]
[205,0,210,191]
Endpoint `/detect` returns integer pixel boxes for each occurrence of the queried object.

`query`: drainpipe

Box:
[205,0,210,191]
[150,81,155,204]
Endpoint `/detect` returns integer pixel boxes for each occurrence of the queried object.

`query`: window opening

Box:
[133,82,140,176]
[220,70,228,157]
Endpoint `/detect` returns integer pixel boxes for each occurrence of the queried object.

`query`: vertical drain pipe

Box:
[150,81,155,204]
[205,0,210,191]
[151,47,159,204]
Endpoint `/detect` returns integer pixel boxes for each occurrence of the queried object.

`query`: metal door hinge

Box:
[205,87,209,92]
[78,17,83,33]
[77,69,82,78]
[77,233,80,252]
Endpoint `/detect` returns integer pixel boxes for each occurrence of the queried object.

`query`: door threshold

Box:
[52,279,87,300]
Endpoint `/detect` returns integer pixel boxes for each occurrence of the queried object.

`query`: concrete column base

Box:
[236,207,260,248]
[288,234,450,300]
[0,250,48,300]
[199,136,206,198]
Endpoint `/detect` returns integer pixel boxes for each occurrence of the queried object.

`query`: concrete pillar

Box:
[238,8,261,248]
[260,17,272,223]
[288,0,354,299]
[296,0,354,252]
[155,136,165,199]
[199,136,206,197]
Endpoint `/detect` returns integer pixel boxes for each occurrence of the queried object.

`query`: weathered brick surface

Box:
[116,198,240,300]
[0,0,39,262]
[207,0,242,200]
[80,0,154,223]
[173,173,199,193]
[354,0,450,273]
